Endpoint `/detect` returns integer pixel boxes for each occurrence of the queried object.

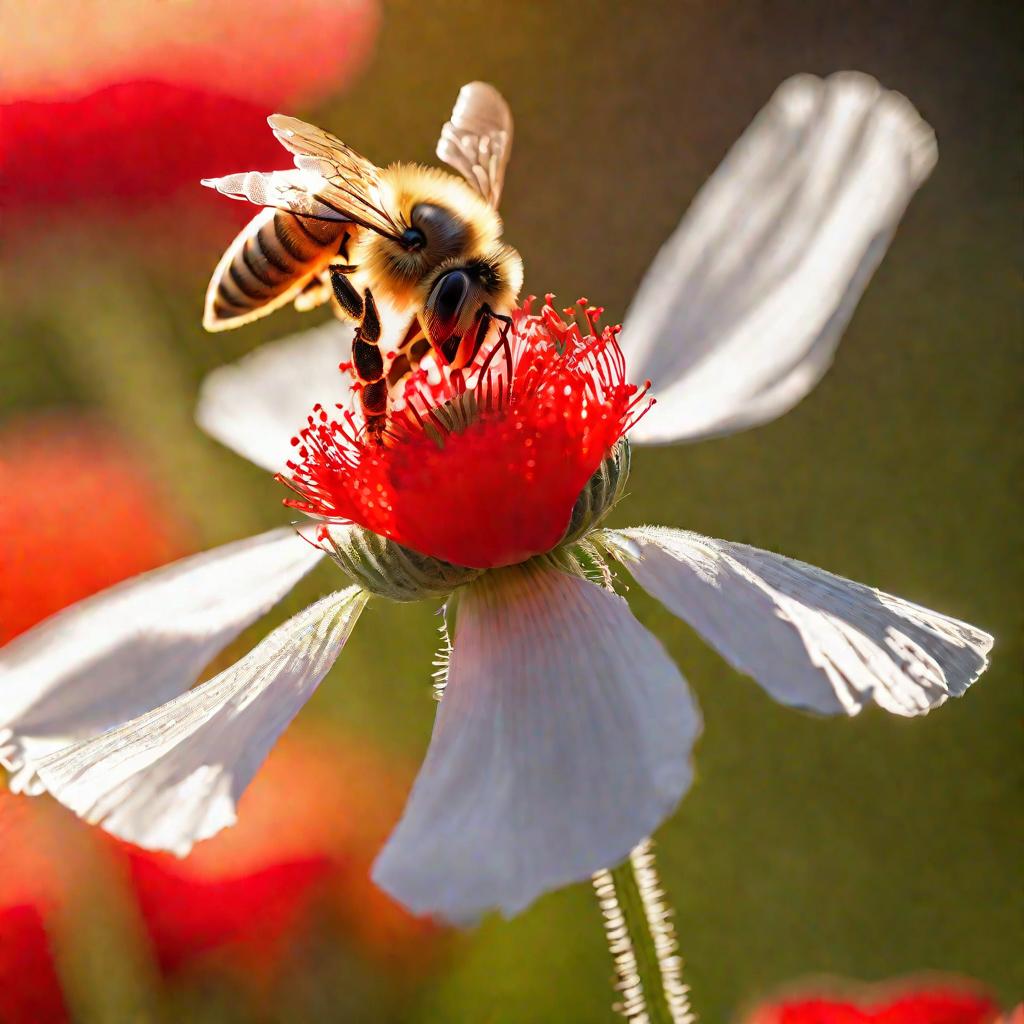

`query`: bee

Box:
[202,82,523,439]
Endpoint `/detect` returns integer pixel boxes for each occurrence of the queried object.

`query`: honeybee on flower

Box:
[201,83,522,440]
[0,73,992,927]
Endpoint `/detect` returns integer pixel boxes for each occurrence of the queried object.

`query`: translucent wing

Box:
[202,114,403,240]
[436,82,513,207]
[201,169,348,223]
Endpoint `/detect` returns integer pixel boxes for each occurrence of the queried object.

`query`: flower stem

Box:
[592,838,696,1024]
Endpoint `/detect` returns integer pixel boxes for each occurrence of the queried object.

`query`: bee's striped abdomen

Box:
[204,209,348,332]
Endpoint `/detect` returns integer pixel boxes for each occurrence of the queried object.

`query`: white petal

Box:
[0,528,323,792]
[372,562,700,924]
[34,587,367,856]
[606,527,992,717]
[625,72,937,445]
[196,320,355,473]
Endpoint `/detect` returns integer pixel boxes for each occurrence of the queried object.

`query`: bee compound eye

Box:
[431,269,471,321]
[409,203,466,257]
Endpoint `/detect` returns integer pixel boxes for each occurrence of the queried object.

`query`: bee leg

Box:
[329,265,364,322]
[360,380,389,442]
[386,320,429,389]
[480,303,513,332]
[465,309,493,365]
[346,286,389,443]
[468,304,514,363]
[473,306,517,404]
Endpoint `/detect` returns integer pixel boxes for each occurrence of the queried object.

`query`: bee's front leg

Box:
[326,262,363,325]
[330,267,388,443]
[386,320,431,390]
[467,304,514,365]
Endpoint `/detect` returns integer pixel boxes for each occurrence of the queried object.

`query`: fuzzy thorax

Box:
[352,164,521,313]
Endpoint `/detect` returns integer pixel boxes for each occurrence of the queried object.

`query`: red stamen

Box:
[278,298,650,569]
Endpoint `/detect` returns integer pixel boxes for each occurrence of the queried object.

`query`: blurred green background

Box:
[1,1,1020,1021]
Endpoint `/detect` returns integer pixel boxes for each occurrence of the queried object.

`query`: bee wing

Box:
[436,82,513,208]
[267,114,403,239]
[201,169,352,223]
[202,115,403,240]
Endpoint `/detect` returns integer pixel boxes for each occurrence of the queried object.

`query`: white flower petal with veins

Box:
[605,527,991,716]
[372,561,701,924]
[0,528,323,794]
[34,587,367,856]
[624,72,937,444]
[196,319,355,473]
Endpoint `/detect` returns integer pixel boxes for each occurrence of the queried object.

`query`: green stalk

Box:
[593,839,696,1024]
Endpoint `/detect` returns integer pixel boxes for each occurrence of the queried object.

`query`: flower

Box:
[745,980,1003,1023]
[0,904,68,1024]
[0,73,993,925]
[126,729,442,978]
[1,82,298,214]
[0,416,192,645]
[0,0,378,219]
[283,299,648,568]
[0,0,378,109]
[0,731,437,1018]
[0,794,76,1024]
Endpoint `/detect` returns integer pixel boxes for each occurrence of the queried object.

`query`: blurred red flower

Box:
[747,982,1004,1024]
[2,81,301,211]
[0,0,378,109]
[0,417,193,645]
[0,906,68,1024]
[124,844,333,978]
[0,414,189,1023]
[0,729,439,1017]
[0,0,378,219]
[125,728,442,982]
[0,793,76,1024]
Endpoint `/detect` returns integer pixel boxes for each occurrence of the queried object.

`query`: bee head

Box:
[421,244,522,370]
[364,201,472,297]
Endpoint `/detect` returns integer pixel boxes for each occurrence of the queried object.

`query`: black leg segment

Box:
[329,266,363,319]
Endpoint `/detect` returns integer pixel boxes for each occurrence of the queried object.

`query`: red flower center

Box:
[281,298,650,569]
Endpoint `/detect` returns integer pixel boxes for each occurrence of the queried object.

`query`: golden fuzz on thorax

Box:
[350,164,506,309]
[384,164,504,245]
